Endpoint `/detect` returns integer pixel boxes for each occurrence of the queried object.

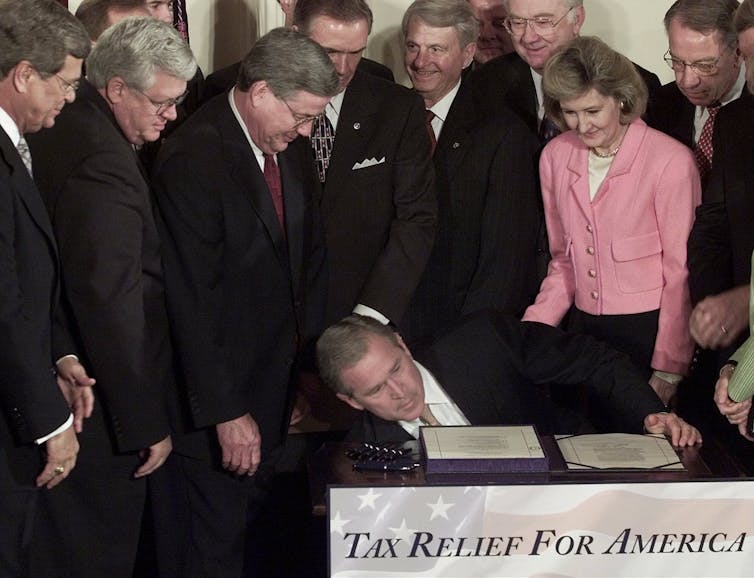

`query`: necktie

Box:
[694,103,721,183]
[538,116,561,144]
[419,404,440,426]
[311,113,334,183]
[263,153,285,236]
[425,109,437,155]
[16,136,33,177]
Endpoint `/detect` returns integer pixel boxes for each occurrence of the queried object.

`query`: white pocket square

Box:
[352,156,386,170]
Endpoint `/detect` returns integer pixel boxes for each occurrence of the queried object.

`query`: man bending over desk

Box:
[316,311,700,445]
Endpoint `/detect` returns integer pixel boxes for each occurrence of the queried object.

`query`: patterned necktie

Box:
[263,153,285,236]
[694,102,721,182]
[420,404,440,426]
[311,113,335,183]
[16,135,33,177]
[425,109,437,156]
[538,116,561,144]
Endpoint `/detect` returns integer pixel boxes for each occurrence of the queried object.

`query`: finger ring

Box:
[54,466,65,475]
[721,325,728,335]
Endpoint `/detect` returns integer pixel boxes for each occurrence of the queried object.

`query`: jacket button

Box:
[590,290,599,300]
[586,224,593,233]
[586,246,595,255]
[588,269,596,278]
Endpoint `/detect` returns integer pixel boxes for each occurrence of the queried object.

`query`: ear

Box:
[105,76,128,104]
[249,79,272,108]
[12,61,35,94]
[462,42,477,69]
[336,392,365,411]
[571,6,586,35]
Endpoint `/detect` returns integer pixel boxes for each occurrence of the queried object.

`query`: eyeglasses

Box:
[663,50,723,77]
[54,74,80,95]
[134,87,188,115]
[281,98,320,128]
[503,6,573,37]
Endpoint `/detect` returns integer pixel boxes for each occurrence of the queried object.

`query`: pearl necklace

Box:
[590,145,620,158]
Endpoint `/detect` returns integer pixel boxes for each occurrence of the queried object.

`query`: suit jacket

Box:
[351,311,666,442]
[28,81,173,454]
[322,70,436,324]
[399,75,540,345]
[152,94,326,459]
[201,57,394,106]
[472,52,661,136]
[523,120,699,375]
[0,126,71,486]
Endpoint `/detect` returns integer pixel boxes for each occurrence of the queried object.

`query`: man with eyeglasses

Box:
[0,2,94,575]
[149,28,339,576]
[473,0,660,139]
[654,0,754,472]
[26,16,196,578]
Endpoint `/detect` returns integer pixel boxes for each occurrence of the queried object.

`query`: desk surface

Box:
[308,437,745,516]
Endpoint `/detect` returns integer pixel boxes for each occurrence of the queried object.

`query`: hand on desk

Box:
[714,366,754,441]
[216,413,261,476]
[643,413,701,447]
[689,285,749,350]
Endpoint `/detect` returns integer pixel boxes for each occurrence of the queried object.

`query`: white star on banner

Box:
[388,518,418,542]
[330,510,350,536]
[427,495,454,520]
[376,502,391,522]
[357,488,382,511]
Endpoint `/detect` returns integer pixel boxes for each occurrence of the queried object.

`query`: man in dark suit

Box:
[27,18,196,578]
[398,0,540,347]
[646,0,744,178]
[150,28,338,576]
[473,0,661,138]
[317,312,701,446]
[294,0,437,327]
[0,2,94,575]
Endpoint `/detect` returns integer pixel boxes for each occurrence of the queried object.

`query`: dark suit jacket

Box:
[0,128,71,487]
[687,93,754,363]
[322,70,436,324]
[473,52,661,136]
[399,75,540,346]
[351,311,666,442]
[28,80,172,453]
[201,57,394,106]
[152,94,326,459]
[646,81,750,152]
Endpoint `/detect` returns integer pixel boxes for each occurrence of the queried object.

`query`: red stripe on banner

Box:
[173,0,189,43]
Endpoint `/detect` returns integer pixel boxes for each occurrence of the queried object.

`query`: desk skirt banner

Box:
[328,481,754,577]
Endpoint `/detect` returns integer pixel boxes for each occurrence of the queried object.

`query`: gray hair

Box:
[543,36,647,130]
[664,0,739,50]
[294,0,373,35]
[86,16,197,90]
[317,315,401,396]
[236,27,340,99]
[75,0,148,41]
[402,0,479,48]
[0,0,90,80]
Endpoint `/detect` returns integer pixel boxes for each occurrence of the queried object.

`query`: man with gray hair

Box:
[27,16,196,578]
[151,27,338,576]
[398,0,540,345]
[0,1,94,575]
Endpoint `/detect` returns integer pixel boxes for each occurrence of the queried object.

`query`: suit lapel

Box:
[434,78,474,176]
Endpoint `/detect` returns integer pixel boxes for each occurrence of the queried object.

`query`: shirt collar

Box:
[0,106,21,147]
[427,79,462,124]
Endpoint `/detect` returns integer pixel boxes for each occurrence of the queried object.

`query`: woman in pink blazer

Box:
[523,37,701,405]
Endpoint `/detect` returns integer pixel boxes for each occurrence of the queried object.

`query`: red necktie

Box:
[694,103,721,182]
[425,109,437,155]
[263,153,285,237]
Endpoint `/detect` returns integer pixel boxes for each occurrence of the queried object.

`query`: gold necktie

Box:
[419,404,440,426]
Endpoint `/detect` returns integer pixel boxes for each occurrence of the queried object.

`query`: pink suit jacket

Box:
[523,119,700,375]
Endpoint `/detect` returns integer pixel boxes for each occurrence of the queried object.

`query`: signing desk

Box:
[311,438,753,577]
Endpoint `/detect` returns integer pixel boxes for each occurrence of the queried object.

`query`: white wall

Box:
[69,0,677,85]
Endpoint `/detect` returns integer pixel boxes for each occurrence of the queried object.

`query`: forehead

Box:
[469,0,505,10]
[307,15,369,50]
[406,18,461,46]
[507,0,568,17]
[668,19,726,57]
[341,335,401,393]
[560,87,612,109]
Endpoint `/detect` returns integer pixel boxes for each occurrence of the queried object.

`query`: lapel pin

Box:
[353,122,361,130]
[452,142,460,149]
